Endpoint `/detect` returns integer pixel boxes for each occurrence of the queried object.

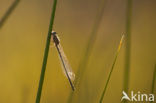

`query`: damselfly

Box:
[51,31,75,91]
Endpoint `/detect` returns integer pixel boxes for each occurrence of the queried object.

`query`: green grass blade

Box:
[99,35,124,103]
[0,0,20,29]
[35,0,57,103]
[123,0,133,99]
[150,64,156,103]
[67,0,108,102]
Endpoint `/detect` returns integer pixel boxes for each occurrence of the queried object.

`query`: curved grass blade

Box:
[52,31,75,91]
[99,35,124,103]
[35,0,57,103]
[67,0,109,102]
[0,0,20,29]
[123,0,133,100]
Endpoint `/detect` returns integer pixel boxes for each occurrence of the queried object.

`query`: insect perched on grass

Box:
[51,31,75,91]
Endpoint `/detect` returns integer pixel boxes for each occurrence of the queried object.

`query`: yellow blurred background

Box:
[0,0,156,103]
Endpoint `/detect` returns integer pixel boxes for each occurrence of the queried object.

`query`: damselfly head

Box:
[51,31,60,46]
[51,31,57,35]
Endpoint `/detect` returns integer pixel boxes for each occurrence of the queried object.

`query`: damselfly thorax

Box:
[52,31,59,46]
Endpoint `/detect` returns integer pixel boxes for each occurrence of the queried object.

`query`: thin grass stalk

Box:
[0,0,20,29]
[151,64,156,93]
[35,0,57,103]
[99,35,124,103]
[67,0,108,102]
[150,64,156,103]
[123,0,133,101]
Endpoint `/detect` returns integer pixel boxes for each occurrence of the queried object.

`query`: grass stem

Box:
[35,0,57,103]
[123,0,133,100]
[67,0,108,102]
[99,35,124,103]
[0,0,20,29]
[150,64,156,103]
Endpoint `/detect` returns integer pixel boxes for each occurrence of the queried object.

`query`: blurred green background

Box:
[0,0,156,103]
